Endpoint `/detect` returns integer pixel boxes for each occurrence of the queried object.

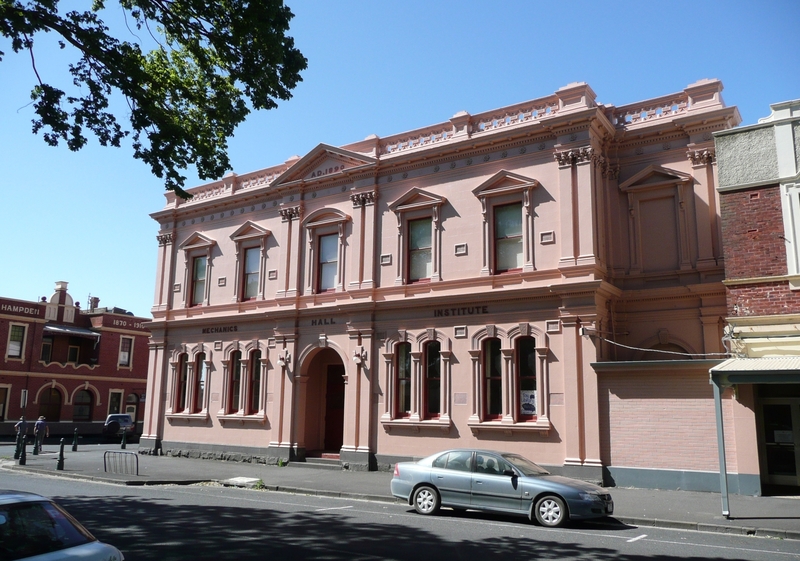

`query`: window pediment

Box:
[472,170,539,199]
[304,208,351,229]
[619,165,692,193]
[179,232,216,251]
[389,188,446,214]
[230,221,271,243]
[272,143,377,187]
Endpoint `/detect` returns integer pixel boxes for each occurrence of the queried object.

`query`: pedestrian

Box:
[14,416,27,436]
[34,416,48,453]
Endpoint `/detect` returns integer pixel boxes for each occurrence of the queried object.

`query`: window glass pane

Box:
[484,338,502,417]
[230,351,241,412]
[243,248,260,299]
[409,218,432,250]
[0,501,94,558]
[426,341,440,416]
[444,450,473,472]
[396,343,411,415]
[8,325,24,358]
[496,237,523,270]
[192,256,207,306]
[40,338,52,362]
[119,337,132,366]
[319,234,338,262]
[250,350,261,413]
[319,234,338,290]
[178,357,188,411]
[195,353,206,411]
[495,204,522,238]
[518,337,537,417]
[409,248,432,280]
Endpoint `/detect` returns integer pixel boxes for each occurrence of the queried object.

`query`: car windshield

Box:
[502,453,550,476]
[0,500,95,560]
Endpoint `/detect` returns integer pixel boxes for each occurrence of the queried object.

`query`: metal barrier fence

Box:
[103,451,139,476]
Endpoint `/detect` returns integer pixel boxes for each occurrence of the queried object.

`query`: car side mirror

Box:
[503,469,516,477]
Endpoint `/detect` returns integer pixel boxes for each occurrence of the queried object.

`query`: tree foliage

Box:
[0,0,307,198]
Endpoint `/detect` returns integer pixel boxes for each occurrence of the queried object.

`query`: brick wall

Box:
[720,184,785,280]
[599,371,737,471]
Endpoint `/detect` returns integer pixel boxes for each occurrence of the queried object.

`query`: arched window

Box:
[248,350,262,415]
[396,343,411,418]
[176,354,189,412]
[517,337,537,419]
[228,351,242,413]
[424,341,441,419]
[194,352,207,413]
[73,390,93,422]
[38,388,62,422]
[483,338,502,420]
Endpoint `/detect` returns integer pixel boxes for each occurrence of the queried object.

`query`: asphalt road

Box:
[3,471,799,561]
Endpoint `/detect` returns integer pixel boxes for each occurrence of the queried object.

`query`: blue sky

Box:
[1,0,798,318]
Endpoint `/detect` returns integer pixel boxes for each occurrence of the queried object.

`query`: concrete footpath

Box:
[2,442,799,541]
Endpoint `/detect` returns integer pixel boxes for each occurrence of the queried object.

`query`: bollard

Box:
[56,438,65,471]
[121,429,127,450]
[32,434,39,456]
[13,432,21,460]
[19,436,27,466]
[72,428,78,452]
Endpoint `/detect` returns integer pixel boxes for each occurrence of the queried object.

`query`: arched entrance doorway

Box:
[301,347,345,456]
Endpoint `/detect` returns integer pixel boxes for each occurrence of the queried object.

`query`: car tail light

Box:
[393,463,399,477]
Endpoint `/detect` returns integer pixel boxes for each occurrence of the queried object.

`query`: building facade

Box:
[143,80,751,491]
[0,282,150,436]
[712,99,800,497]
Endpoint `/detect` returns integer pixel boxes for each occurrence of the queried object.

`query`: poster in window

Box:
[520,390,537,415]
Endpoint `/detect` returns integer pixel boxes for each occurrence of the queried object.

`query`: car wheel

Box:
[412,485,440,515]
[534,495,567,528]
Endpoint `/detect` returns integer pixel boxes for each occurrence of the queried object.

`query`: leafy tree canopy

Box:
[0,0,307,198]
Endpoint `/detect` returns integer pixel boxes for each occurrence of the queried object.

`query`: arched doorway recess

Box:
[301,347,345,456]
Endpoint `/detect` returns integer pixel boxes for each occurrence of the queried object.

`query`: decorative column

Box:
[277,206,301,298]
[580,319,602,468]
[153,233,174,312]
[409,350,422,422]
[349,191,377,290]
[140,340,167,452]
[468,349,482,422]
[555,149,578,268]
[501,348,515,424]
[381,350,394,421]
[561,315,584,466]
[439,349,452,423]
[688,148,719,270]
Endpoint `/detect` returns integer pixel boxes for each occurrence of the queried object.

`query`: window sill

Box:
[467,418,550,436]
[166,411,210,422]
[218,412,268,425]
[381,416,452,433]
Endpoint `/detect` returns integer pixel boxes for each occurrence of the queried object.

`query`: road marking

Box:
[315,505,354,512]
[627,534,647,542]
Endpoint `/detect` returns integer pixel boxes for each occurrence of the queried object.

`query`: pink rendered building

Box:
[142,80,758,493]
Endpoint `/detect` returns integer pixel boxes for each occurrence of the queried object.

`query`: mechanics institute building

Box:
[142,80,751,492]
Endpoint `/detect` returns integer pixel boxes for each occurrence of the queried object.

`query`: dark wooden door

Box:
[324,365,345,452]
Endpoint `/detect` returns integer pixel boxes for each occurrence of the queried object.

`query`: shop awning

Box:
[43,324,101,340]
[709,356,800,518]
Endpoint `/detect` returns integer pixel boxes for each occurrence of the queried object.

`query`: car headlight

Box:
[578,492,599,501]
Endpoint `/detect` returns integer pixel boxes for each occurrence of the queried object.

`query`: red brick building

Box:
[0,281,150,437]
[712,99,800,501]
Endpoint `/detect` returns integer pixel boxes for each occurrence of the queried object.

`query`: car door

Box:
[471,453,524,512]
[429,450,474,507]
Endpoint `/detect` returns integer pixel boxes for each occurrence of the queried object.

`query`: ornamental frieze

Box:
[554,146,594,167]
[688,149,715,166]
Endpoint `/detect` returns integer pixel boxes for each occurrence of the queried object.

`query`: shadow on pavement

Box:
[54,494,745,561]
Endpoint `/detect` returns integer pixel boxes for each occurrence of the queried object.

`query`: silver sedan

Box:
[390,449,613,527]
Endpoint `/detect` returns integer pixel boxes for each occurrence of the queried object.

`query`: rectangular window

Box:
[67,345,80,364]
[408,218,432,282]
[517,337,537,419]
[484,338,502,419]
[191,256,207,306]
[109,390,123,415]
[195,353,206,412]
[40,337,52,363]
[318,234,338,291]
[396,343,411,417]
[249,350,261,414]
[119,337,133,367]
[494,203,523,272]
[425,341,441,418]
[243,247,260,300]
[8,325,25,358]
